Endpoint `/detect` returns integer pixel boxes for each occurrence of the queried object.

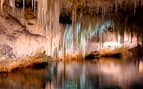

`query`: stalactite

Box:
[131,30,133,43]
[71,0,77,52]
[9,0,15,15]
[115,1,118,13]
[23,0,25,18]
[142,33,143,46]
[0,0,5,14]
[37,0,61,56]
[32,0,35,10]
[134,0,137,15]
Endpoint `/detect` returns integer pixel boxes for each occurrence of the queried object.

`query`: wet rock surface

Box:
[0,15,48,72]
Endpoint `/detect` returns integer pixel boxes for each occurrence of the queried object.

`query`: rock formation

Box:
[0,0,142,72]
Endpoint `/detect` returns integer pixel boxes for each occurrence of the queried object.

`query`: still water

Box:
[0,58,143,89]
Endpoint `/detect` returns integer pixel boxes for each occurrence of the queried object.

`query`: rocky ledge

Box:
[0,52,50,72]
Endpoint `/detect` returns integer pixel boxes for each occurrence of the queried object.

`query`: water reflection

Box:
[0,58,143,89]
